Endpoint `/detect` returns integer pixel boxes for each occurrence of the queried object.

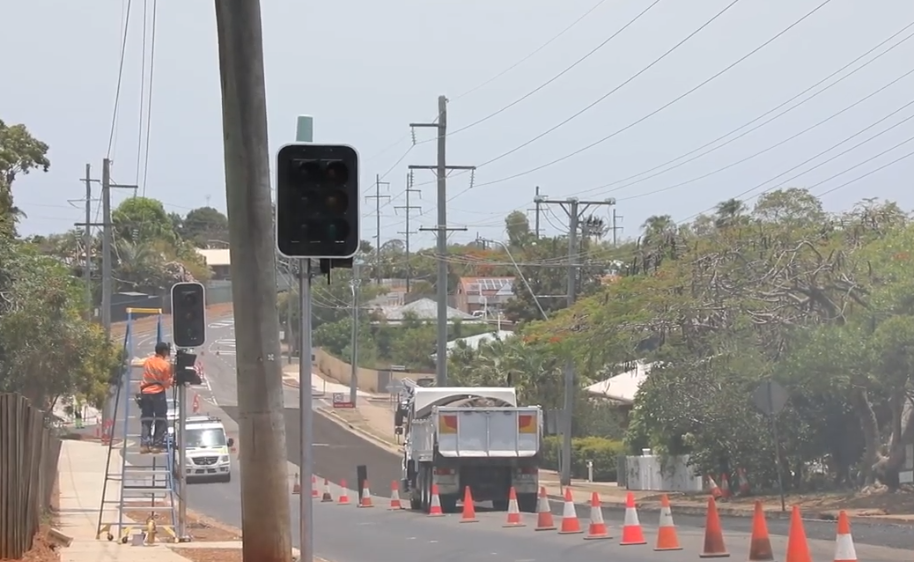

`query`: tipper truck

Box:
[395,381,543,514]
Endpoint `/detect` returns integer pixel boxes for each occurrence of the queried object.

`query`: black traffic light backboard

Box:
[171,282,206,348]
[275,143,360,259]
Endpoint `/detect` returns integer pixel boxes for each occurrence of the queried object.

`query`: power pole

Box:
[366,174,390,285]
[214,2,292,561]
[100,158,137,339]
[394,172,421,293]
[611,208,623,246]
[349,262,360,405]
[534,186,545,238]
[535,196,615,486]
[84,165,93,320]
[409,95,475,386]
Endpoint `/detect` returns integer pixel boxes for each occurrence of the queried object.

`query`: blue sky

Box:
[3,0,914,248]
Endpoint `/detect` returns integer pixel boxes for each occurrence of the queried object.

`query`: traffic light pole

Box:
[298,259,314,562]
[176,381,188,540]
[294,115,315,562]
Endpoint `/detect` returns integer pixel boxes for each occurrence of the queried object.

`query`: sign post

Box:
[752,379,789,512]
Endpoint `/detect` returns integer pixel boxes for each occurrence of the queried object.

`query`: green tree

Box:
[112,197,176,245]
[181,206,229,247]
[0,119,50,237]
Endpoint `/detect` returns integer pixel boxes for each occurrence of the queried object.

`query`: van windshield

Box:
[185,428,226,448]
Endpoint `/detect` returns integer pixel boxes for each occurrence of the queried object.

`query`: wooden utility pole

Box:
[611,208,623,246]
[409,95,475,386]
[536,196,615,487]
[214,2,292,561]
[366,174,390,285]
[394,172,421,293]
[99,158,136,338]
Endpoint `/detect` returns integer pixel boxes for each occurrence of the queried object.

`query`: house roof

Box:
[459,277,514,294]
[378,298,476,321]
[196,248,231,267]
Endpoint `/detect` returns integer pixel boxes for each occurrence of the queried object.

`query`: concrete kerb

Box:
[315,405,402,456]
[546,492,914,527]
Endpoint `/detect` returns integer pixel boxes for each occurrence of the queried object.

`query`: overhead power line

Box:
[571,18,914,198]
[106,0,134,159]
[461,0,834,190]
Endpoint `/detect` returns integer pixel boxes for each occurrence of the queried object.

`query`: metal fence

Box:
[0,393,62,559]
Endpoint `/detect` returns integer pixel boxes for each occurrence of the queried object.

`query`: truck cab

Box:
[180,415,233,483]
[396,382,542,514]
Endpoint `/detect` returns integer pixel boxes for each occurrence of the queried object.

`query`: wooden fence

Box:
[0,393,62,559]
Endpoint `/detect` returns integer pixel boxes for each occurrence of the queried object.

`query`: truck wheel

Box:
[517,493,537,513]
[439,494,459,514]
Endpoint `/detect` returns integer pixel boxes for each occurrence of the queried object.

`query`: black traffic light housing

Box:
[276,143,360,260]
[171,282,206,348]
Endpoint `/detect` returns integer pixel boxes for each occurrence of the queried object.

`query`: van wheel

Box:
[440,494,459,513]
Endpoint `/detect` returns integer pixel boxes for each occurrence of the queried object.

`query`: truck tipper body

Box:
[396,382,542,514]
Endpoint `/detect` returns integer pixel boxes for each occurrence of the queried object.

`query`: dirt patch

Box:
[169,547,243,562]
[122,502,241,542]
[673,488,914,518]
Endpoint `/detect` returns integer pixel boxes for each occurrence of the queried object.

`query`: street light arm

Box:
[478,237,549,321]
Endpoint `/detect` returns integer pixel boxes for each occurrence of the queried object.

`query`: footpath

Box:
[293,365,914,526]
[56,438,309,562]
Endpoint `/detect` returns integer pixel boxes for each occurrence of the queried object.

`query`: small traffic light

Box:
[171,282,206,348]
[276,143,360,259]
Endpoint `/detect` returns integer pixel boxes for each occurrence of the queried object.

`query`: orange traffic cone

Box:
[708,475,722,499]
[584,492,611,540]
[558,487,583,534]
[620,491,647,546]
[388,480,403,510]
[534,486,556,531]
[503,487,525,528]
[311,475,319,498]
[459,487,478,523]
[292,473,301,495]
[337,480,350,505]
[699,496,729,558]
[359,480,374,508]
[833,511,857,562]
[785,506,811,562]
[320,478,333,503]
[747,501,774,561]
[655,494,682,551]
[428,484,444,517]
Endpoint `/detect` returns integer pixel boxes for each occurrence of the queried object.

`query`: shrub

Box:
[541,436,624,482]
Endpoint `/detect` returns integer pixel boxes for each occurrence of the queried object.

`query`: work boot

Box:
[140,445,151,454]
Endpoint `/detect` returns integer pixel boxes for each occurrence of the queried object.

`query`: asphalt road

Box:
[124,316,913,561]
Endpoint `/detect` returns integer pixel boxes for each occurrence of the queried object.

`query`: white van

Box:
[181,415,234,483]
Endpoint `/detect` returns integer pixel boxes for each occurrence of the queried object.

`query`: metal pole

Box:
[298,260,313,562]
[769,383,786,512]
[84,164,93,321]
[349,263,360,405]
[177,382,188,539]
[295,114,314,562]
[101,158,112,339]
[435,95,448,387]
[560,199,580,487]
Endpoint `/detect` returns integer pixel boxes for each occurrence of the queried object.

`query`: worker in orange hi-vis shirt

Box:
[140,342,174,453]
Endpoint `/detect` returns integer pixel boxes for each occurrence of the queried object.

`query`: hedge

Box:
[540,436,624,482]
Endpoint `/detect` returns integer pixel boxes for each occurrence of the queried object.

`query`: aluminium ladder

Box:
[96,308,180,544]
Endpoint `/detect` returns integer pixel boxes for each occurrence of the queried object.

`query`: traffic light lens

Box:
[301,219,350,243]
[325,161,349,185]
[324,191,348,213]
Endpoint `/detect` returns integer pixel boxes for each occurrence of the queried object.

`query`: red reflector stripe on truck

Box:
[439,414,458,434]
[518,414,536,434]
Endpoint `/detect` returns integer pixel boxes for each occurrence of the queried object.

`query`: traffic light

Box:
[275,143,360,259]
[171,282,206,348]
